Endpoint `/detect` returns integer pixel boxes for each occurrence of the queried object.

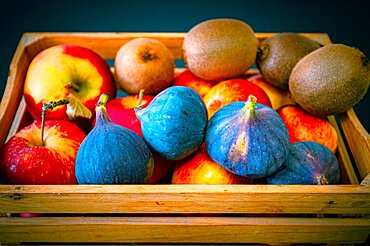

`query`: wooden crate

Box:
[0,32,369,245]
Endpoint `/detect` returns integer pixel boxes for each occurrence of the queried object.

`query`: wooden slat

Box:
[0,185,369,214]
[0,216,369,244]
[256,32,332,45]
[5,96,33,143]
[361,172,370,186]
[0,37,33,148]
[328,115,359,184]
[25,32,187,60]
[12,32,333,60]
[339,108,370,181]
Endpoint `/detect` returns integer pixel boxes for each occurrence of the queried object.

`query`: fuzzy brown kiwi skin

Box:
[256,33,321,90]
[289,44,370,116]
[183,18,258,81]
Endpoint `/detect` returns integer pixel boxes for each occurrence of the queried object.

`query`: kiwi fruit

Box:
[114,38,175,94]
[256,33,321,90]
[289,43,370,116]
[183,18,258,81]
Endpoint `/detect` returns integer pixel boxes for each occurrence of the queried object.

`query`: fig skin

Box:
[135,86,208,161]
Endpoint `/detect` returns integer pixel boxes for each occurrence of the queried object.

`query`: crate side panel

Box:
[328,115,359,184]
[0,216,369,244]
[339,109,370,181]
[1,185,369,214]
[0,43,33,147]
[37,32,186,59]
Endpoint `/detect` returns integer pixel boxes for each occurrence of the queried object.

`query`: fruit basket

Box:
[0,32,369,245]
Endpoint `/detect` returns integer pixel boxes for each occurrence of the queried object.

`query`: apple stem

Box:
[41,98,70,146]
[65,82,80,92]
[133,90,146,114]
[137,89,145,107]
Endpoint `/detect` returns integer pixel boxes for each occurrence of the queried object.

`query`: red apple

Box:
[248,73,295,110]
[203,78,272,119]
[147,151,174,183]
[24,44,116,130]
[0,120,86,184]
[172,69,218,98]
[277,105,338,153]
[172,145,253,184]
[94,93,155,137]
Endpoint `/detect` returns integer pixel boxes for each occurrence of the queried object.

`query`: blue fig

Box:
[205,95,290,178]
[267,141,340,185]
[135,86,207,160]
[75,94,153,184]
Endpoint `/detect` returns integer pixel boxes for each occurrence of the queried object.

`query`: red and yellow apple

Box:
[277,105,338,153]
[203,78,272,119]
[0,120,86,184]
[172,145,253,184]
[248,74,295,110]
[24,44,116,129]
[172,69,218,98]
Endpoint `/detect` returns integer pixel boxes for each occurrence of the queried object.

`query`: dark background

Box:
[1,0,369,132]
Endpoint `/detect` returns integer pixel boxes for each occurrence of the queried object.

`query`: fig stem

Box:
[243,94,258,112]
[41,98,70,146]
[317,175,328,185]
[96,94,110,108]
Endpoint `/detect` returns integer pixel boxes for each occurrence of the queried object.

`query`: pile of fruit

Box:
[1,18,369,186]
